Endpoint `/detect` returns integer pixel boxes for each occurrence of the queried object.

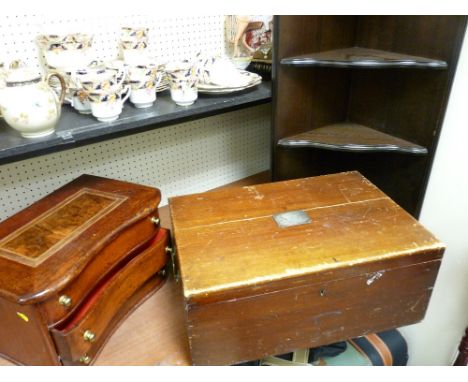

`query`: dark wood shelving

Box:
[274,16,467,216]
[0,82,271,165]
[281,47,447,69]
[277,123,428,154]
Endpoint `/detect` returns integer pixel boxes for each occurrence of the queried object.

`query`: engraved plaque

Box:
[273,210,311,228]
[0,188,127,267]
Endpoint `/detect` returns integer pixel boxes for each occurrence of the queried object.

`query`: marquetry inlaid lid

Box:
[169,171,445,304]
[0,175,161,304]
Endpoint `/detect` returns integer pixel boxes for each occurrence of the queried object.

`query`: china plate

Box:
[197,70,262,91]
[197,78,262,94]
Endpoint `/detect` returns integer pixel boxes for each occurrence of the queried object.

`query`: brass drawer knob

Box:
[59,295,72,308]
[151,217,160,226]
[79,355,91,365]
[157,269,166,277]
[83,330,96,342]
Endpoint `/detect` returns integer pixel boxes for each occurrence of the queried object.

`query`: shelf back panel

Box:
[274,16,357,141]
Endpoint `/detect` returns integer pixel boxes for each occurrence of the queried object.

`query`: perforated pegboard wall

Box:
[0,15,271,221]
[0,104,271,221]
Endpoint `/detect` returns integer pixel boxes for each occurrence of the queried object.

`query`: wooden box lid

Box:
[0,175,161,304]
[169,171,445,304]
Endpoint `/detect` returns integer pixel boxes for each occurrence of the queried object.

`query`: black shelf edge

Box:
[277,123,428,155]
[0,82,271,165]
[280,47,447,69]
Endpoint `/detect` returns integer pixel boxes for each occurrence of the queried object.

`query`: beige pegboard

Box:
[0,104,271,221]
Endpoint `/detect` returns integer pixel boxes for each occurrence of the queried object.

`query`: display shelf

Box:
[277,123,428,154]
[0,82,271,165]
[280,47,447,69]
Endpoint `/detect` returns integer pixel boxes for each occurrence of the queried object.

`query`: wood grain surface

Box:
[188,259,441,365]
[170,171,443,302]
[41,218,158,327]
[278,123,427,154]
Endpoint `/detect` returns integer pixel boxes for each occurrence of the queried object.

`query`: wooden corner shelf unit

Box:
[272,16,467,216]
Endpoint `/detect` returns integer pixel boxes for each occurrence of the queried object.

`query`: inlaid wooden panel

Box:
[0,189,126,267]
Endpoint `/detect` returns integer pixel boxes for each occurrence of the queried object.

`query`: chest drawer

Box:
[50,228,169,365]
[41,216,159,326]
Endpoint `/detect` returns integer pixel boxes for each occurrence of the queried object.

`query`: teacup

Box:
[128,72,163,108]
[129,83,156,109]
[88,85,130,122]
[38,33,91,45]
[127,60,164,80]
[72,66,125,94]
[120,41,147,51]
[70,89,91,114]
[37,34,93,69]
[128,65,158,81]
[122,48,149,67]
[166,61,198,106]
[121,27,149,42]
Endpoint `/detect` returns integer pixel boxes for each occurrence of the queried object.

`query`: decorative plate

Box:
[197,70,261,94]
[197,77,261,94]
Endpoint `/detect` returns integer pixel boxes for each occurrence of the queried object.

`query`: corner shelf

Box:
[280,47,447,69]
[277,123,428,155]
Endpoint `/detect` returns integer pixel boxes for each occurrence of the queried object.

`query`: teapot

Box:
[0,62,66,138]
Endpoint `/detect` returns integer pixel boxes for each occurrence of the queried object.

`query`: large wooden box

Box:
[0,175,169,365]
[169,171,444,365]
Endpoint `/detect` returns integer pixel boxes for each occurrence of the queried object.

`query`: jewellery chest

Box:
[0,175,169,365]
[169,171,445,365]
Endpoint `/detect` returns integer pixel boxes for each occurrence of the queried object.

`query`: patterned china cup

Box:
[128,72,163,108]
[166,61,198,106]
[37,34,93,69]
[121,27,149,42]
[121,43,149,66]
[71,66,125,94]
[127,61,164,80]
[70,89,91,114]
[120,41,148,51]
[88,85,130,122]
